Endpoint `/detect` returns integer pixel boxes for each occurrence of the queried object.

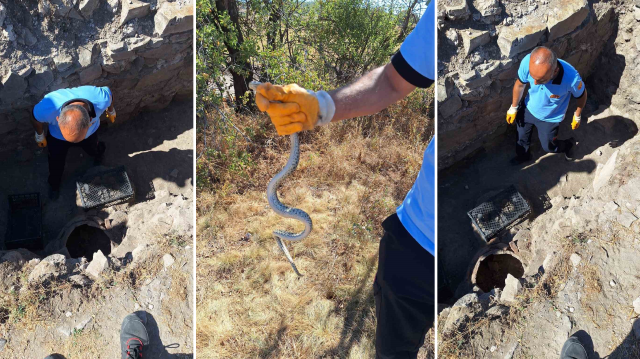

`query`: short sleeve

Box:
[33,98,58,124]
[392,1,435,88]
[570,73,585,98]
[517,55,530,84]
[92,86,113,113]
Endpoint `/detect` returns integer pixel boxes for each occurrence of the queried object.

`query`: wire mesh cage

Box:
[6,193,43,251]
[76,166,135,209]
[467,185,530,241]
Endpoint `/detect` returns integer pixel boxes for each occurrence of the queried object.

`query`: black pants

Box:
[515,106,571,159]
[374,213,435,359]
[47,132,102,190]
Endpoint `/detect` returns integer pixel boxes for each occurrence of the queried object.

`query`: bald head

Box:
[529,47,559,85]
[57,104,91,143]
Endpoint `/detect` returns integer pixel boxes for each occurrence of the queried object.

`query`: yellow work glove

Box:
[35,131,47,148]
[571,113,581,130]
[106,107,116,123]
[255,83,335,136]
[506,105,518,124]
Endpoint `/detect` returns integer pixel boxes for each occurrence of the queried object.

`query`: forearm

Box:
[328,64,409,123]
[575,89,587,117]
[512,80,526,107]
[30,116,44,135]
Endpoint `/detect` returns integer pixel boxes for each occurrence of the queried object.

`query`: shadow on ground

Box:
[0,100,193,253]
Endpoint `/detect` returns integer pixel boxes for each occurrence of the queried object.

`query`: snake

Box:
[249,81,313,276]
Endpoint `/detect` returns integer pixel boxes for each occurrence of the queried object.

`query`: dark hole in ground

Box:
[66,225,111,261]
[0,307,9,324]
[474,253,524,293]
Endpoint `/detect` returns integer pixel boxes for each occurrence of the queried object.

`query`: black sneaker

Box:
[564,138,576,161]
[43,355,66,359]
[120,313,149,359]
[510,153,532,166]
[48,186,60,201]
[560,336,587,359]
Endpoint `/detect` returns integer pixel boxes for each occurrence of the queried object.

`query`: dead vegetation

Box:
[196,87,433,358]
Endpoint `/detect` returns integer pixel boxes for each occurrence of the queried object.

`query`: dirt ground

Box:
[437,98,638,303]
[0,100,194,359]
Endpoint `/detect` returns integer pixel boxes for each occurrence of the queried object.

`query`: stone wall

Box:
[437,0,617,169]
[0,0,193,152]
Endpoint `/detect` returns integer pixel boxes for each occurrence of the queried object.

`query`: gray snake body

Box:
[250,81,313,276]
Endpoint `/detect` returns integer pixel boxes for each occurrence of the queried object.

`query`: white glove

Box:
[35,131,45,142]
[306,89,336,126]
[507,105,518,115]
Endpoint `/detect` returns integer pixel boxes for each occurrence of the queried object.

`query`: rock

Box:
[485,304,509,318]
[442,293,483,335]
[570,253,581,267]
[635,7,640,21]
[121,0,151,26]
[497,20,547,58]
[617,211,637,228]
[0,338,5,351]
[593,150,618,192]
[78,47,93,68]
[2,24,15,42]
[446,29,459,46]
[79,64,103,84]
[126,36,151,51]
[69,274,92,286]
[28,70,54,95]
[610,279,616,287]
[162,253,175,268]
[54,53,74,72]
[473,0,501,23]
[439,94,462,118]
[28,254,70,285]
[22,28,37,47]
[50,0,77,16]
[462,30,490,56]
[0,72,27,103]
[1,251,23,263]
[604,201,619,212]
[445,0,470,21]
[155,2,194,36]
[547,0,589,41]
[0,4,6,28]
[79,0,101,18]
[18,66,34,78]
[633,297,640,315]
[85,250,110,278]
[500,274,522,303]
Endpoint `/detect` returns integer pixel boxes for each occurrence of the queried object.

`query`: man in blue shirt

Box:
[506,46,587,164]
[30,86,117,200]
[255,3,434,357]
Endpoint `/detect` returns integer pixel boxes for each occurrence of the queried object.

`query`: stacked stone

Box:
[0,0,193,153]
[437,0,616,169]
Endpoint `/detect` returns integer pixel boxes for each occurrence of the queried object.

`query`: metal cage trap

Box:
[76,166,134,209]
[6,193,43,251]
[467,185,530,241]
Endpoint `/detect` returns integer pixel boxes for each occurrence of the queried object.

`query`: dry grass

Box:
[196,88,433,358]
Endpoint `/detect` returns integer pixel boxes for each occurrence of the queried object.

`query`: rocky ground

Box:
[0,101,194,358]
[437,1,640,357]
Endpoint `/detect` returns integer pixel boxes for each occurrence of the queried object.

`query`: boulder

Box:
[28,254,71,285]
[154,1,194,36]
[85,250,110,279]
[547,0,589,41]
[79,0,100,18]
[497,20,547,58]
[462,30,490,56]
[121,0,151,26]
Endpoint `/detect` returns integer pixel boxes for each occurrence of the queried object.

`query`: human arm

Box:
[512,78,526,107]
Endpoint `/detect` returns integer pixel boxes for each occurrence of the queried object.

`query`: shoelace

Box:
[126,346,141,359]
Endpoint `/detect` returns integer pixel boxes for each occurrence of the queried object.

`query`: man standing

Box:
[30,86,117,200]
[255,2,434,358]
[507,46,587,164]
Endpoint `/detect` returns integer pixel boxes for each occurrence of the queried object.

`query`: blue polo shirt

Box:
[392,1,435,255]
[33,86,112,141]
[519,54,585,123]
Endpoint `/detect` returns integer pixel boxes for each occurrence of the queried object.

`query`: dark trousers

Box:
[47,132,102,190]
[374,213,435,359]
[515,106,570,158]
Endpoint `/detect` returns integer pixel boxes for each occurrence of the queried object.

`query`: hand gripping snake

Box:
[249,81,312,276]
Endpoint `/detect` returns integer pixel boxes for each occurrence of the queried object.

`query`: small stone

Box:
[490,345,497,352]
[593,150,618,192]
[597,150,603,156]
[501,274,522,303]
[66,311,72,317]
[570,253,581,267]
[569,307,575,313]
[135,303,141,310]
[85,250,110,279]
[162,254,175,268]
[633,297,640,315]
[610,279,616,287]
[148,303,154,309]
